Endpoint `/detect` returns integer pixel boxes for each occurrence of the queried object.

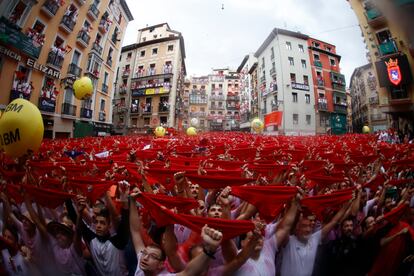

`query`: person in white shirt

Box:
[281,202,351,276]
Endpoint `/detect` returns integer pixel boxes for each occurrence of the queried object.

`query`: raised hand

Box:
[201,225,223,252]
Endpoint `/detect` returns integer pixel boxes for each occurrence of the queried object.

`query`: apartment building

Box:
[255,28,315,135]
[350,63,388,132]
[188,76,209,131]
[237,53,258,131]
[0,0,133,138]
[308,38,347,135]
[347,0,414,134]
[113,23,186,134]
[206,69,241,131]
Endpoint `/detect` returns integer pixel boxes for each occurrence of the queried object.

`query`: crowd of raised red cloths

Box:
[0,132,413,276]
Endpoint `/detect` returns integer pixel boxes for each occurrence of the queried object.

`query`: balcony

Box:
[143,106,152,114]
[271,103,279,111]
[41,0,60,18]
[87,4,100,21]
[158,104,169,113]
[396,0,414,5]
[314,60,323,68]
[61,103,77,117]
[270,67,276,76]
[270,83,278,92]
[317,79,324,87]
[115,105,127,114]
[75,0,85,5]
[92,42,103,55]
[98,111,106,122]
[98,18,110,34]
[371,113,386,121]
[67,63,82,77]
[46,50,64,69]
[227,106,239,110]
[332,83,346,92]
[210,106,225,110]
[227,95,240,101]
[334,103,347,114]
[210,95,225,101]
[365,7,386,27]
[260,75,266,84]
[291,82,310,91]
[59,15,76,33]
[80,107,93,119]
[122,70,131,78]
[270,53,275,60]
[189,98,208,104]
[130,105,139,114]
[102,83,108,93]
[38,97,55,113]
[189,112,206,117]
[317,99,328,111]
[369,96,379,105]
[379,40,398,56]
[106,58,113,67]
[76,31,90,48]
[119,86,127,95]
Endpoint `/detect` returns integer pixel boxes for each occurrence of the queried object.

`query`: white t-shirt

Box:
[235,235,277,276]
[1,249,30,276]
[280,230,322,276]
[89,238,128,276]
[51,239,86,276]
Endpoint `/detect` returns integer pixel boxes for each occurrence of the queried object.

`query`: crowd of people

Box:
[0,132,413,276]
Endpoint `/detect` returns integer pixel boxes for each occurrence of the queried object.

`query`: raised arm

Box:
[275,194,299,247]
[321,201,352,239]
[24,194,48,238]
[162,225,186,272]
[129,190,145,254]
[178,225,223,276]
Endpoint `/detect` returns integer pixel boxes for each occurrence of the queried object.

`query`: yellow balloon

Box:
[154,126,166,137]
[362,125,370,134]
[73,77,93,100]
[186,127,197,136]
[251,118,264,133]
[0,99,44,158]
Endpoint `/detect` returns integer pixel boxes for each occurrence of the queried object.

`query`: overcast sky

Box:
[123,0,368,85]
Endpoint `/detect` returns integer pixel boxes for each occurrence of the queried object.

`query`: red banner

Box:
[264,111,283,127]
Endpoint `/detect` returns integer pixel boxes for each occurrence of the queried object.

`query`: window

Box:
[301,60,307,68]
[8,1,31,27]
[127,52,132,60]
[142,37,146,42]
[72,50,81,65]
[261,57,265,68]
[288,57,294,66]
[290,73,296,82]
[330,58,336,66]
[64,88,74,104]
[306,115,311,125]
[103,72,108,85]
[286,42,292,50]
[107,47,113,63]
[200,119,205,126]
[100,99,105,111]
[326,46,332,52]
[293,114,299,125]
[298,44,304,52]
[140,50,145,57]
[303,75,309,85]
[313,54,320,60]
[153,34,158,39]
[152,48,158,55]
[305,94,310,104]
[168,45,174,52]
[270,47,275,58]
[313,42,320,48]
[292,93,298,103]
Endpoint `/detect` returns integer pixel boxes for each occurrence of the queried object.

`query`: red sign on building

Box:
[385,58,402,86]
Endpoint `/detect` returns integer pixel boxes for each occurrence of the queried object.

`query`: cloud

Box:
[124,0,367,84]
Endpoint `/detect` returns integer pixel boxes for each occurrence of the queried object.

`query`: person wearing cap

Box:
[46,220,86,276]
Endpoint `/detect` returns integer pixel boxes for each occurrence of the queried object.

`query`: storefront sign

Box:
[38,98,56,113]
[0,45,21,62]
[0,17,41,58]
[132,89,145,97]
[385,58,402,86]
[26,58,61,79]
